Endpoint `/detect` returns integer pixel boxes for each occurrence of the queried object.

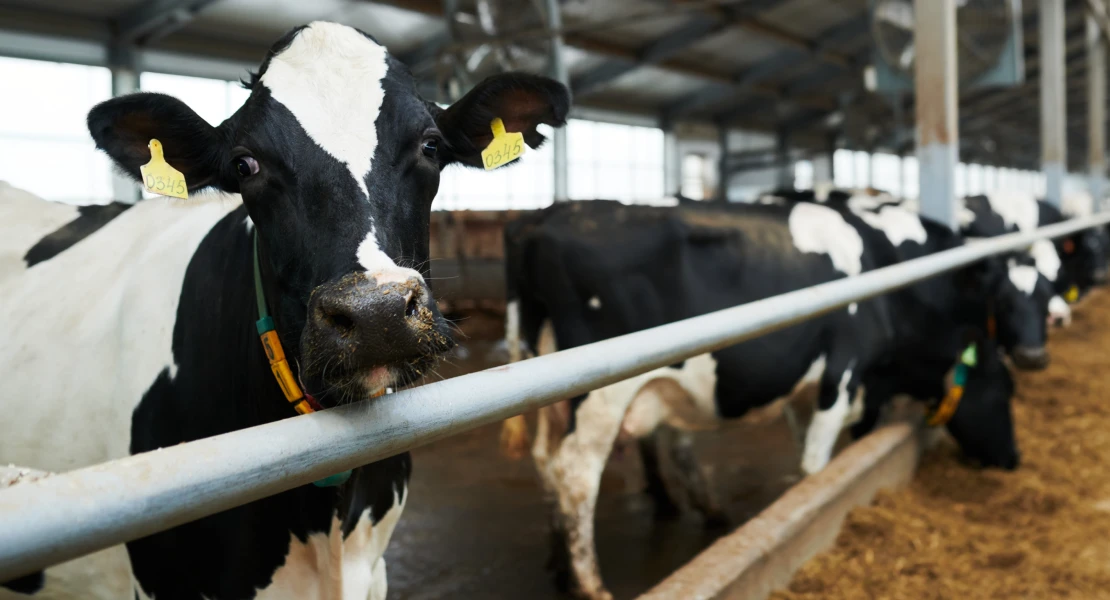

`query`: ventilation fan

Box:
[871,0,1024,92]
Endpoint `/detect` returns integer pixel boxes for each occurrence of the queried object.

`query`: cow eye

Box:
[421,139,439,159]
[234,156,259,178]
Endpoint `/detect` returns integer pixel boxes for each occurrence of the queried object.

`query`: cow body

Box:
[2,20,569,600]
[509,198,1042,599]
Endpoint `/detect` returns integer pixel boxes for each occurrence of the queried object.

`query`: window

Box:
[681,154,708,200]
[794,160,814,191]
[0,57,113,203]
[140,72,250,126]
[567,119,664,203]
[434,124,555,211]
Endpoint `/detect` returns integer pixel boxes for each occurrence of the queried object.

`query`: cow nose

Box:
[1011,346,1049,371]
[304,271,448,369]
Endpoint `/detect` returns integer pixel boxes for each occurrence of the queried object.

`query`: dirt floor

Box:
[773,291,1110,600]
[383,336,826,600]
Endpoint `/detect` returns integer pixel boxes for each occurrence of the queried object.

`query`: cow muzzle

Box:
[301,271,454,396]
[1010,345,1049,371]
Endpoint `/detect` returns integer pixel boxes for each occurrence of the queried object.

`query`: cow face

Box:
[1058,229,1109,290]
[89,22,569,402]
[962,257,1049,371]
[944,338,1020,470]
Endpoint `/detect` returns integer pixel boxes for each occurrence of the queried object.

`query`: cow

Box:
[505,199,1044,599]
[0,21,569,600]
[961,192,1109,299]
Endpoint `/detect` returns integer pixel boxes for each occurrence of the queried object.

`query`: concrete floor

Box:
[384,341,828,599]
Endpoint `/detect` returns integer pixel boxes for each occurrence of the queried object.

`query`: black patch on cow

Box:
[23,202,132,268]
[126,207,409,600]
[0,571,44,594]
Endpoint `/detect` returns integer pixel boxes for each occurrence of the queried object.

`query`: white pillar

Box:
[663,128,680,196]
[111,66,141,204]
[1041,0,1067,207]
[544,0,569,202]
[914,0,959,228]
[1089,16,1107,207]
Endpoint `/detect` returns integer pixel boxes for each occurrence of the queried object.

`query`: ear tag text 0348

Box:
[481,118,525,170]
[140,139,188,199]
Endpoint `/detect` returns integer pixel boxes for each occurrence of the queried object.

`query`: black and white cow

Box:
[962,192,1109,300]
[0,22,568,600]
[506,199,1044,599]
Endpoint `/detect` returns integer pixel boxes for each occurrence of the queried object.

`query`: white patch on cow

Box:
[856,206,928,247]
[587,295,602,310]
[0,193,241,597]
[259,23,414,286]
[801,366,854,475]
[957,205,977,227]
[1048,295,1072,325]
[788,202,863,276]
[244,214,254,234]
[620,353,719,438]
[261,22,386,201]
[1029,238,1062,282]
[356,235,423,284]
[985,191,1039,232]
[1007,262,1040,295]
[253,488,406,600]
[848,302,858,315]
[0,181,79,282]
[1063,190,1094,217]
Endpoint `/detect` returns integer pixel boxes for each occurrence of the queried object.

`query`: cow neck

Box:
[252,231,352,488]
[927,306,995,427]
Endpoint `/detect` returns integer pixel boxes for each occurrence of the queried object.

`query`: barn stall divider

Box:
[2,213,1109,591]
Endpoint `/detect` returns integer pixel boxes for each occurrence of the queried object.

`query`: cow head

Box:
[89,22,569,403]
[943,337,1020,470]
[1058,229,1109,290]
[960,256,1049,371]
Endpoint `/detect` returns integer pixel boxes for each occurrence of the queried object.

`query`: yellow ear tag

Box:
[480,118,525,171]
[140,139,188,199]
[1066,285,1079,303]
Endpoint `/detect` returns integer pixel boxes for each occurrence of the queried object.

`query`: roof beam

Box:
[571,14,721,97]
[115,0,223,45]
[661,14,869,120]
[572,0,785,98]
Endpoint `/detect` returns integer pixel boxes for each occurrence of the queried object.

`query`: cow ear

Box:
[88,93,234,192]
[434,73,570,168]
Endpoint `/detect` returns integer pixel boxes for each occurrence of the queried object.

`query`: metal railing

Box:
[2,213,1110,581]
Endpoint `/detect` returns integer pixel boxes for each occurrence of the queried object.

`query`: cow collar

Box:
[252,232,351,488]
[927,343,975,427]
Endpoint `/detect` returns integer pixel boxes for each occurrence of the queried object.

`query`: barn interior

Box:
[1,1,1108,598]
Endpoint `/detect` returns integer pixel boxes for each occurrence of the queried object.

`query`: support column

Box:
[776,126,791,189]
[717,124,729,201]
[663,124,680,197]
[544,0,570,202]
[1041,0,1067,207]
[826,131,838,184]
[1089,15,1106,207]
[914,0,959,229]
[110,48,141,204]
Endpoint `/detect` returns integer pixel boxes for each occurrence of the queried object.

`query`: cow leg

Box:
[661,428,729,529]
[638,432,680,520]
[536,384,642,600]
[801,361,859,475]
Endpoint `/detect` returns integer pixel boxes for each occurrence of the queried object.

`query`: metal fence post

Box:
[914,0,959,229]
[1041,0,1068,207]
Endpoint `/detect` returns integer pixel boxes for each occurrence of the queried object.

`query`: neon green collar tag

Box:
[1065,285,1079,303]
[140,139,188,199]
[960,343,977,367]
[481,118,525,170]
